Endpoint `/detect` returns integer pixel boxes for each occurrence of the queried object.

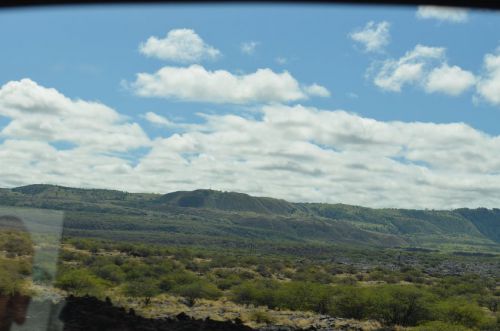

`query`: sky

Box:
[1,4,500,209]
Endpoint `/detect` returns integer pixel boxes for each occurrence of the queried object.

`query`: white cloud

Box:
[425,64,476,96]
[0,139,135,189]
[476,52,500,105]
[416,6,469,23]
[2,87,500,209]
[134,104,500,209]
[304,83,331,97]
[0,79,150,152]
[139,28,221,63]
[372,44,474,97]
[130,64,330,104]
[374,45,445,92]
[240,41,259,55]
[350,21,391,53]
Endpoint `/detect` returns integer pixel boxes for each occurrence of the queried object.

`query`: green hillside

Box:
[0,184,499,253]
[155,189,301,215]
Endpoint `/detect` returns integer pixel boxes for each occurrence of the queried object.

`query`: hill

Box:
[155,189,300,215]
[0,184,499,253]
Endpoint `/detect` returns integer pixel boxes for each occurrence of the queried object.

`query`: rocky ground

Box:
[112,295,381,331]
[13,285,382,331]
[2,294,383,331]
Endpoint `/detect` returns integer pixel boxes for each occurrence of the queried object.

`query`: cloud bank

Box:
[0,79,150,152]
[2,79,500,209]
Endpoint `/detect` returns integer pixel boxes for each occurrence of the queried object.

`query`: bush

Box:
[55,268,106,296]
[478,295,499,312]
[93,264,125,283]
[366,285,434,326]
[291,267,333,284]
[434,298,494,329]
[328,286,370,320]
[0,264,24,295]
[172,281,222,306]
[276,281,332,313]
[159,271,199,291]
[433,276,489,299]
[232,280,280,308]
[3,234,34,257]
[248,309,275,324]
[214,273,243,290]
[123,279,160,304]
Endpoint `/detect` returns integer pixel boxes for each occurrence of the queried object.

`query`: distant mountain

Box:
[11,184,158,202]
[1,184,499,253]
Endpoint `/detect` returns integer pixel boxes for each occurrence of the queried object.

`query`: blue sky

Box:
[1,5,499,132]
[1,4,500,208]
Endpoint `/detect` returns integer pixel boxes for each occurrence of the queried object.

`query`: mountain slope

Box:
[155,189,300,215]
[1,185,499,252]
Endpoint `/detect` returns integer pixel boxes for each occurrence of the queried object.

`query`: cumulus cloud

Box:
[374,45,445,92]
[476,52,500,105]
[134,104,500,209]
[416,6,469,23]
[3,79,500,209]
[139,28,221,63]
[129,64,330,104]
[3,81,500,209]
[372,44,474,96]
[425,64,476,96]
[0,79,150,152]
[240,41,259,55]
[350,21,391,53]
[0,139,135,189]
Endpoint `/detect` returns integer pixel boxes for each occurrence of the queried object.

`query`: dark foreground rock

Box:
[59,295,256,331]
[2,295,372,331]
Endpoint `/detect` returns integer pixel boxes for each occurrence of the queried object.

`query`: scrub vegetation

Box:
[0,184,499,330]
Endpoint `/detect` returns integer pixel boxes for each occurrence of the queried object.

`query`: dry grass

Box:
[110,293,381,330]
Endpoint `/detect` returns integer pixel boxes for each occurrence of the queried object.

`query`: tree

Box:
[435,298,494,329]
[55,268,105,297]
[366,285,434,326]
[173,281,222,306]
[124,279,160,305]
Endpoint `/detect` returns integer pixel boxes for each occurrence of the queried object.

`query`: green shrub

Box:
[367,285,434,326]
[275,281,332,312]
[232,280,280,308]
[93,264,125,283]
[172,281,222,305]
[123,278,160,304]
[434,298,494,329]
[55,268,106,296]
[328,286,370,320]
[0,264,24,296]
[214,273,243,290]
[159,271,200,291]
[248,309,275,324]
